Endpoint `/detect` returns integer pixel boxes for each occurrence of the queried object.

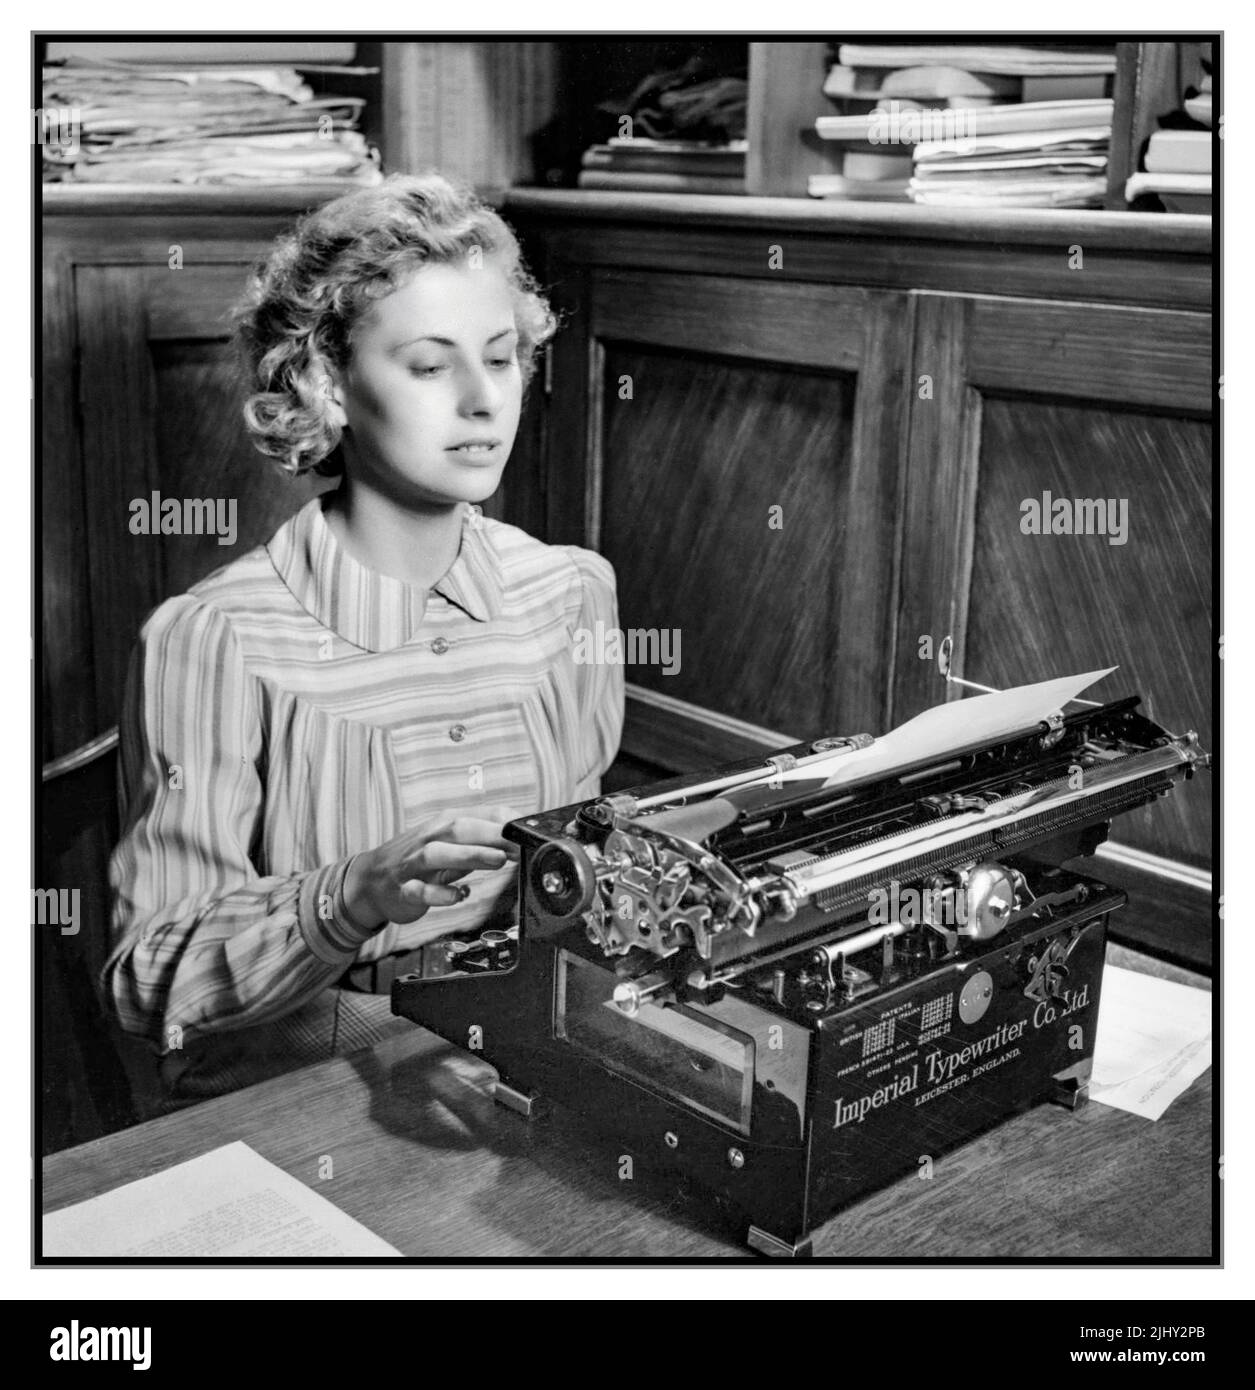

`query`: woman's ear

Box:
[318,370,348,430]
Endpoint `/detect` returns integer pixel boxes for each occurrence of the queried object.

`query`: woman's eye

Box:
[408,364,447,378]
[487,357,515,370]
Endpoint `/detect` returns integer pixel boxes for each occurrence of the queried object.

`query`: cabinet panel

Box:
[547,265,913,763]
[600,345,854,739]
[893,291,1213,876]
[76,263,328,737]
[967,298,1212,411]
[969,397,1211,865]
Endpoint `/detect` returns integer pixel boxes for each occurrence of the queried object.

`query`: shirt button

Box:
[449,723,467,742]
[431,637,449,655]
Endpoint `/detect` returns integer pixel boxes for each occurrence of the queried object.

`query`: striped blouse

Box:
[104,493,624,1108]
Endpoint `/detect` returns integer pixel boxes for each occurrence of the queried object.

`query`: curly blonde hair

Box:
[234,172,557,477]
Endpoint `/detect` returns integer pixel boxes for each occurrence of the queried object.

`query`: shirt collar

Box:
[267,492,503,652]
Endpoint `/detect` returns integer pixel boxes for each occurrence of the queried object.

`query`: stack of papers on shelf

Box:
[813,41,1114,206]
[577,137,746,194]
[910,125,1110,208]
[42,53,381,187]
[833,43,1117,77]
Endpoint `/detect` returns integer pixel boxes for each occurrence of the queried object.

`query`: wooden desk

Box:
[42,946,1213,1259]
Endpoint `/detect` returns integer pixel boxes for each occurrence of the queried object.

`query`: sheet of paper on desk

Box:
[42,1141,400,1257]
[1089,965,1212,1121]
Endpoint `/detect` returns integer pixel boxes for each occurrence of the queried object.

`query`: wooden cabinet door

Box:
[892,292,1213,875]
[69,261,331,744]
[544,262,913,772]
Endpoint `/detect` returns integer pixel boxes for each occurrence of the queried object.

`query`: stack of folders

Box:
[1126,70,1214,214]
[812,42,1115,206]
[577,138,747,194]
[41,44,382,187]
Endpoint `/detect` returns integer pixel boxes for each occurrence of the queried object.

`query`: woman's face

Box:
[330,258,523,508]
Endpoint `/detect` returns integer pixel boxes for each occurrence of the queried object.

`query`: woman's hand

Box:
[342,805,521,929]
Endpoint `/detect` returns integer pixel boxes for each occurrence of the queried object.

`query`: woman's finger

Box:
[444,815,520,854]
[406,842,511,877]
[397,878,465,910]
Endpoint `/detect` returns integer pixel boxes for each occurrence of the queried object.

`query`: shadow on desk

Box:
[345,1041,752,1256]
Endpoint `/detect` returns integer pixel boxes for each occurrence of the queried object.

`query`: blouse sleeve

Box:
[103,594,379,1050]
[565,548,626,799]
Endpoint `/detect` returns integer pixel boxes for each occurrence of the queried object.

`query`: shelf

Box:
[41,183,369,217]
[503,187,1212,254]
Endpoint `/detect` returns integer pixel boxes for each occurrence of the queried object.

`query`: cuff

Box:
[297,854,381,964]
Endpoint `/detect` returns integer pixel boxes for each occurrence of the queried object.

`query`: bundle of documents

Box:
[577,137,746,194]
[832,42,1117,80]
[813,41,1115,204]
[42,52,382,187]
[909,124,1111,208]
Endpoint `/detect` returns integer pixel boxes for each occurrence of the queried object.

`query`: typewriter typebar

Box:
[391,694,1207,1255]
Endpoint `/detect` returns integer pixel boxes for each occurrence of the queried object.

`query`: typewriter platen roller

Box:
[392,678,1207,1256]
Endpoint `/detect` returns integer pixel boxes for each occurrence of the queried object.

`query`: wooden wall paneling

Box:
[491,218,551,539]
[891,292,981,725]
[144,262,260,340]
[532,219,1211,312]
[144,260,330,600]
[543,255,595,546]
[622,682,794,775]
[75,265,166,736]
[843,289,914,733]
[966,298,1212,411]
[581,271,910,762]
[45,219,295,269]
[891,289,1212,952]
[967,396,1212,866]
[71,251,335,732]
[595,339,852,741]
[487,374,546,536]
[592,268,866,370]
[41,249,97,762]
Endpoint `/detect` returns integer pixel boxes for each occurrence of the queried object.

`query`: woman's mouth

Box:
[447,440,501,457]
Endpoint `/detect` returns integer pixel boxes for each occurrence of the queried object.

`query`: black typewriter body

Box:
[391,695,1206,1256]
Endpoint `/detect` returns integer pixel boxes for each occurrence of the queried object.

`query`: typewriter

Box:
[392,664,1208,1256]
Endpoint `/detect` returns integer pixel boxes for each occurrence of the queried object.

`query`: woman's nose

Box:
[459,364,501,417]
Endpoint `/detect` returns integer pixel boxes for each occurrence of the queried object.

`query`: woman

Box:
[104,173,625,1109]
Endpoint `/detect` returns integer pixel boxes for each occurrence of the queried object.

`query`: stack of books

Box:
[1126,69,1213,214]
[812,42,1115,205]
[577,137,746,194]
[41,44,381,188]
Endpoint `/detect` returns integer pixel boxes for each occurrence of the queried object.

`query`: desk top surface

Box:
[42,946,1213,1259]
